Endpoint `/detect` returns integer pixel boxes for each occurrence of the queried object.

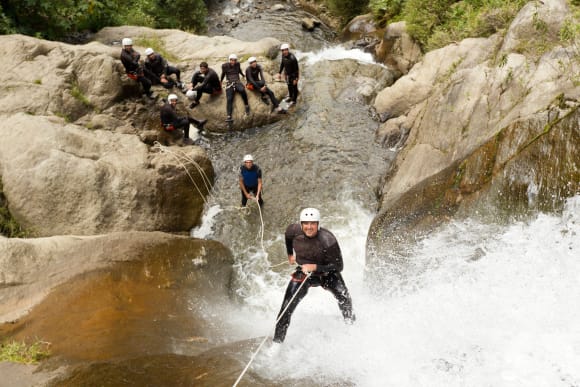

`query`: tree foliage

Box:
[0,0,207,41]
[326,0,370,24]
[368,0,529,51]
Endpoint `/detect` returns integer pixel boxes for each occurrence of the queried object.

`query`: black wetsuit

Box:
[273,223,355,343]
[245,64,279,108]
[239,164,264,207]
[120,48,152,95]
[220,61,249,117]
[191,68,222,102]
[160,102,204,139]
[144,53,180,87]
[278,52,299,103]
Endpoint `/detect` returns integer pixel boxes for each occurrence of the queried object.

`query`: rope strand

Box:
[232,271,312,387]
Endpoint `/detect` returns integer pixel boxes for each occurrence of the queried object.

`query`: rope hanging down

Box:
[152,142,214,205]
[232,271,312,387]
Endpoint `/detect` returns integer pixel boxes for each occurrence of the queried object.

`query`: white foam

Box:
[227,195,580,386]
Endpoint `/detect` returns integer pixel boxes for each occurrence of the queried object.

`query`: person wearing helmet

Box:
[187,62,222,108]
[160,94,207,145]
[143,48,183,90]
[238,154,264,207]
[220,54,250,122]
[120,37,155,99]
[276,43,300,107]
[273,207,355,343]
[245,57,286,114]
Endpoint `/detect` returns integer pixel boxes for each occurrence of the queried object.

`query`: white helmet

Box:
[300,208,320,222]
[228,53,238,60]
[247,56,257,63]
[144,47,154,56]
[280,43,290,50]
[185,90,197,100]
[168,94,178,101]
[122,38,133,46]
[243,154,253,162]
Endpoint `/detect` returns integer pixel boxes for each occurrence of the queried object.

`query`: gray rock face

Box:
[0,113,213,236]
[368,0,579,270]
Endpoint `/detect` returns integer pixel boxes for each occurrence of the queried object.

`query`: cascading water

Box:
[189,4,580,385]
[195,187,580,386]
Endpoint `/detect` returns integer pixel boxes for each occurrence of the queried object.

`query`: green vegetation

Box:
[0,179,28,238]
[0,340,50,364]
[71,83,92,108]
[0,0,207,41]
[135,36,178,63]
[368,0,528,51]
[327,0,370,23]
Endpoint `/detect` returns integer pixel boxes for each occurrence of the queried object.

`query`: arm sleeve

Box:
[246,68,258,88]
[220,65,225,82]
[285,224,300,255]
[316,230,343,273]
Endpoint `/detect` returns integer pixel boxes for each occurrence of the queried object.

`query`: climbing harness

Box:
[232,271,312,387]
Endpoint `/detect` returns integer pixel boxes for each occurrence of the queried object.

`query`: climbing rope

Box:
[232,271,312,387]
[152,142,214,205]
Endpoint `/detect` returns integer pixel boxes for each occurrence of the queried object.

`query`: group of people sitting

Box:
[120,38,300,145]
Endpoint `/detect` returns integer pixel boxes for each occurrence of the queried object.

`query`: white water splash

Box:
[223,195,580,386]
[302,46,380,66]
[190,204,223,238]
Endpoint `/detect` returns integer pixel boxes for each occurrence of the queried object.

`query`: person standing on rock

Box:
[239,154,264,208]
[220,54,250,122]
[273,208,355,343]
[160,94,207,145]
[276,43,300,107]
[245,57,286,114]
[187,62,222,108]
[120,38,155,99]
[143,48,183,90]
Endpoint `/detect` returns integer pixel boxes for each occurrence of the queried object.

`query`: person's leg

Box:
[288,75,299,103]
[265,87,279,108]
[240,190,248,207]
[323,273,355,323]
[138,75,152,95]
[226,86,235,117]
[175,117,190,138]
[274,275,311,343]
[187,116,207,131]
[195,85,212,103]
[247,186,264,207]
[166,66,181,82]
[236,83,250,113]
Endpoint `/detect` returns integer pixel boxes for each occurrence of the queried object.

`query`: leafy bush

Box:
[326,0,370,24]
[369,0,405,26]
[426,0,527,50]
[0,0,207,41]
[403,0,456,49]
[0,179,27,238]
[0,340,50,364]
[367,0,528,51]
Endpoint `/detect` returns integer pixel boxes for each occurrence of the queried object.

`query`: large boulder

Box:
[368,0,580,272]
[0,34,124,120]
[0,231,233,323]
[92,26,290,133]
[0,113,213,236]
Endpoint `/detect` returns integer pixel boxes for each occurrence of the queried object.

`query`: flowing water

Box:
[188,3,580,385]
[6,3,579,386]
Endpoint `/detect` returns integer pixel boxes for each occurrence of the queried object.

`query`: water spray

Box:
[232,271,312,387]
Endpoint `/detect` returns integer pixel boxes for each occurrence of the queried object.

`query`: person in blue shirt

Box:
[239,154,263,207]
